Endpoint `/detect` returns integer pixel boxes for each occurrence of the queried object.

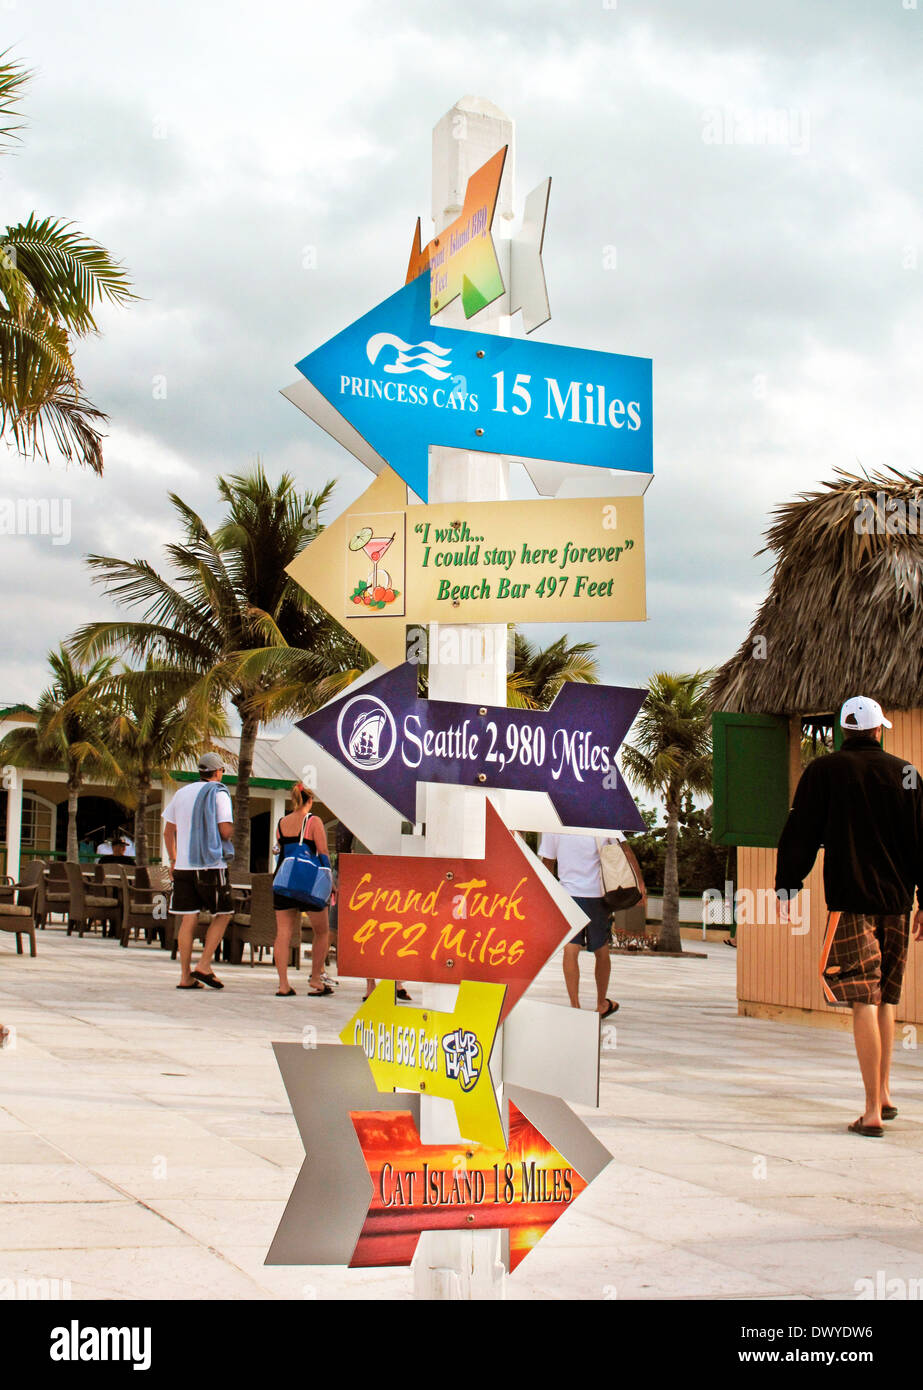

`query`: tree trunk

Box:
[658,793,683,953]
[134,771,151,867]
[66,780,80,864]
[233,711,259,870]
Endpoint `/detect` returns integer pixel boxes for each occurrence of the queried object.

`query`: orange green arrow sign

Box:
[406,146,507,319]
[340,979,506,1149]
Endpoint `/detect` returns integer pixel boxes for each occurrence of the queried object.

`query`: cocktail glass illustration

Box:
[348,526,401,609]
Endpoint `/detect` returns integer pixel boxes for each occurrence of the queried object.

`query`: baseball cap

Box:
[840,696,892,731]
[197,752,226,773]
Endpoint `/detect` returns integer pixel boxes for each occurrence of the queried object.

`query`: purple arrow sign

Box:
[296,663,646,831]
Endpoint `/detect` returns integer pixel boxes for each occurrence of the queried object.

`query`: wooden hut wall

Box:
[737,708,923,1027]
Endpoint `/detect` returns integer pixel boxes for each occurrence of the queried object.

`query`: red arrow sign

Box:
[349,1101,590,1272]
[337,803,575,1019]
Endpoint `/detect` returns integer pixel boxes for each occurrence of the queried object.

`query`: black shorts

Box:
[170,868,232,917]
[570,896,612,951]
[273,889,304,912]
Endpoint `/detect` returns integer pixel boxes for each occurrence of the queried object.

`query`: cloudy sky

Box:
[2,0,922,711]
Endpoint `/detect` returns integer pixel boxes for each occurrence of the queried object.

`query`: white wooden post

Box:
[5,773,23,881]
[413,97,514,1302]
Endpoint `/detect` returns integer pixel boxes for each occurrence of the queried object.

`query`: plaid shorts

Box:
[819,911,909,1006]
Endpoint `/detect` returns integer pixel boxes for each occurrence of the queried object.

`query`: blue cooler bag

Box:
[273,817,333,911]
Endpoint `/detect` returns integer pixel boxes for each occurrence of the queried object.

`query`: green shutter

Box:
[712,711,790,848]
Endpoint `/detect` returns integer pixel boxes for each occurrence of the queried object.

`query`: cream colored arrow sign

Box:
[287,466,646,667]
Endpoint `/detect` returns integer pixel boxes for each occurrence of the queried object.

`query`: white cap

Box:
[840,696,892,731]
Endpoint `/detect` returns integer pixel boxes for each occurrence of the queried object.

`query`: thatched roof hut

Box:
[710,468,923,716]
[711,468,923,1029]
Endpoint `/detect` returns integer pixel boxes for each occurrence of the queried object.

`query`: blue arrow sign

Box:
[295,275,652,501]
[296,663,646,831]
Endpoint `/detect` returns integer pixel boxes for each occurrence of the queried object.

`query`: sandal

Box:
[882,1105,898,1121]
[848,1118,884,1138]
[276,988,296,997]
[192,970,224,990]
[395,987,412,1001]
[600,1000,619,1019]
[177,981,203,990]
[307,984,334,997]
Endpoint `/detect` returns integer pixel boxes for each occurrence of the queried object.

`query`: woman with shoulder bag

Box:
[273,782,333,997]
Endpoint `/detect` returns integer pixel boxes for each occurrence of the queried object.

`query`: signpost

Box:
[286,464,646,666]
[336,802,585,1016]
[291,269,652,501]
[341,980,507,1149]
[270,97,644,1300]
[295,661,647,831]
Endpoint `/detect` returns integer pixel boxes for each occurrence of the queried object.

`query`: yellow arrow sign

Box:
[340,980,506,1149]
[287,466,646,667]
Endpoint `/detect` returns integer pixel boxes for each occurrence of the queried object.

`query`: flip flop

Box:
[600,1000,619,1019]
[307,985,334,997]
[395,988,412,1001]
[882,1105,898,1121]
[192,970,224,989]
[276,989,296,997]
[848,1118,884,1138]
[176,981,203,990]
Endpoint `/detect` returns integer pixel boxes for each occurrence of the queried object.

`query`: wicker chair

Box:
[225,872,302,969]
[63,862,125,938]
[121,866,171,948]
[43,861,70,923]
[0,862,44,956]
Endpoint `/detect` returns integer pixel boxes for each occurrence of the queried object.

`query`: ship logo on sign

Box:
[365,332,452,380]
[442,1028,483,1092]
[337,694,397,771]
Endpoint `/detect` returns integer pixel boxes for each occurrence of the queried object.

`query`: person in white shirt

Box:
[539,831,646,1018]
[163,752,234,990]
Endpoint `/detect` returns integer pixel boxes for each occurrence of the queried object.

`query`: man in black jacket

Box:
[776,696,923,1137]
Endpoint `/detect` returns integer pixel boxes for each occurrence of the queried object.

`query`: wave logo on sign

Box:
[442,1027,482,1092]
[337,693,397,771]
[366,332,452,380]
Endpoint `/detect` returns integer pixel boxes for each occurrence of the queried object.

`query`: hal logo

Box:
[442,1027,482,1092]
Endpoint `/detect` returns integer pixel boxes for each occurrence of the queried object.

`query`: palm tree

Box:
[70,465,370,868]
[65,661,233,866]
[506,632,599,709]
[621,672,714,953]
[0,50,136,472]
[0,647,119,861]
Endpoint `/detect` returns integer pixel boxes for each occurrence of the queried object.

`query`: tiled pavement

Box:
[2,926,922,1300]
